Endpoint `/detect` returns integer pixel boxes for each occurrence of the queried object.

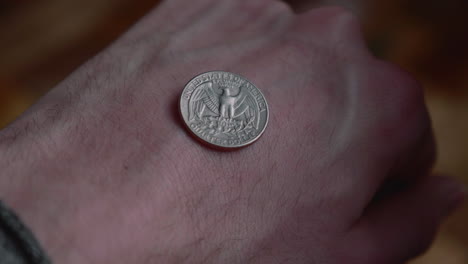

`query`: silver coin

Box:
[180,71,269,149]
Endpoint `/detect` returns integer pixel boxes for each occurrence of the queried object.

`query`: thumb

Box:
[342,175,466,264]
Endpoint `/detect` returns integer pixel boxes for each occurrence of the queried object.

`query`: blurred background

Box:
[0,0,467,262]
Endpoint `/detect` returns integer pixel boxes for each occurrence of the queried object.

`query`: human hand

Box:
[0,0,465,263]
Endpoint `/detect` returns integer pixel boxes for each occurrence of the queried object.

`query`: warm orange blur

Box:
[0,1,467,263]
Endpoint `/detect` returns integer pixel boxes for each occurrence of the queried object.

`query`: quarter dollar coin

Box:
[180,71,269,149]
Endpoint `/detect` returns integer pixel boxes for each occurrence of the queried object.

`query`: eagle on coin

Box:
[188,81,260,129]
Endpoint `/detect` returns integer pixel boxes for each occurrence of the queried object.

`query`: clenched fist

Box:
[0,0,464,263]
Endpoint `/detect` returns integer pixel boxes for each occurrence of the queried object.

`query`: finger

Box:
[375,125,436,202]
[291,6,369,57]
[127,0,293,46]
[362,61,436,200]
[343,175,466,264]
[144,0,292,29]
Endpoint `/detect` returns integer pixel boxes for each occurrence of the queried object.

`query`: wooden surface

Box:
[0,1,467,263]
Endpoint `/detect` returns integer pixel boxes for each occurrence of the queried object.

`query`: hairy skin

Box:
[0,0,464,263]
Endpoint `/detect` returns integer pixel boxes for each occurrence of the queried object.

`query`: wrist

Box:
[0,125,209,264]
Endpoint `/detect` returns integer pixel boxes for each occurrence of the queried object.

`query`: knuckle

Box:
[294,6,366,54]
[321,6,359,24]
[300,5,360,34]
[354,60,430,150]
[235,0,290,14]
[372,61,427,129]
[269,0,294,14]
[382,62,424,104]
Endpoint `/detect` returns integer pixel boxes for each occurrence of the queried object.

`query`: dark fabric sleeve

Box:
[0,201,51,264]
